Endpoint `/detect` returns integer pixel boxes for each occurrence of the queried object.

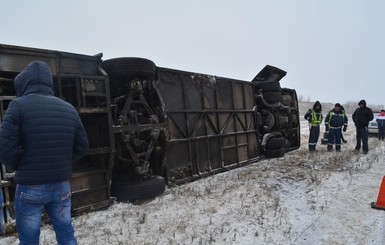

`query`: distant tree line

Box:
[298,96,384,114]
[298,95,312,102]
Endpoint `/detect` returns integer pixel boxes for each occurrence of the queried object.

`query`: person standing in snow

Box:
[340,105,348,143]
[376,109,385,141]
[304,101,323,151]
[0,61,89,244]
[352,99,373,154]
[325,103,348,152]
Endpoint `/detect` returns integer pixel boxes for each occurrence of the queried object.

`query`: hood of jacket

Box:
[313,101,322,112]
[331,107,344,114]
[358,100,366,107]
[14,61,54,97]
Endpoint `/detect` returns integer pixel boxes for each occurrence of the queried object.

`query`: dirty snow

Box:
[1,118,385,244]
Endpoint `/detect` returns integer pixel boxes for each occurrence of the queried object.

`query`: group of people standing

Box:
[304,100,377,154]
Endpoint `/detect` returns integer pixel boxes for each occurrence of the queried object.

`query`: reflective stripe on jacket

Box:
[310,110,323,126]
[325,110,348,127]
[304,109,323,126]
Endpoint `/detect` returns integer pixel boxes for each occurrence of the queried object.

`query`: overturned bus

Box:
[0,43,300,232]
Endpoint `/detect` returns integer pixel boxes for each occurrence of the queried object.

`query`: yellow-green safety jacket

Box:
[304,109,323,126]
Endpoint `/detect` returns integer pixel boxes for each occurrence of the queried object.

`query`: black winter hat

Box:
[334,103,341,107]
[358,100,366,106]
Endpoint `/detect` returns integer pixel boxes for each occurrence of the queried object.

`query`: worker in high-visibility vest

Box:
[325,103,348,152]
[304,101,323,151]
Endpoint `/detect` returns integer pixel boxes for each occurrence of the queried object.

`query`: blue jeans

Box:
[0,188,4,235]
[15,181,77,245]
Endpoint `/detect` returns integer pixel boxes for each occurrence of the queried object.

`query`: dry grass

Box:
[3,131,384,245]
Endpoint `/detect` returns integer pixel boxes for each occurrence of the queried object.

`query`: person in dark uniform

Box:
[352,99,373,154]
[325,103,348,152]
[376,109,385,141]
[340,105,348,143]
[304,101,323,151]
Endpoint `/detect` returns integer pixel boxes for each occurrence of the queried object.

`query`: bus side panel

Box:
[156,68,259,183]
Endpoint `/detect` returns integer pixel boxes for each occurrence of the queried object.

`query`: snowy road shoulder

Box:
[2,130,385,244]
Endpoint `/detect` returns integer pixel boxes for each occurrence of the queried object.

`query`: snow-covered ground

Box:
[2,120,385,244]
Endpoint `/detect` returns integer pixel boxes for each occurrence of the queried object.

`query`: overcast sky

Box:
[1,0,384,106]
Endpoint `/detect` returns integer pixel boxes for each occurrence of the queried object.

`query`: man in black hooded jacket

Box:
[0,61,89,244]
[352,99,373,154]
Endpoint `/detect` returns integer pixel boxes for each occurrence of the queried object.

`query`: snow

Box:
[2,122,385,244]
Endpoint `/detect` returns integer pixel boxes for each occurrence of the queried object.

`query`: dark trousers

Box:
[328,128,342,151]
[355,126,369,152]
[379,126,385,141]
[308,125,320,151]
